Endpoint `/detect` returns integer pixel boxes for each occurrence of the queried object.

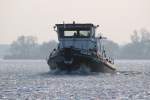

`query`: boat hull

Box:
[47,52,116,73]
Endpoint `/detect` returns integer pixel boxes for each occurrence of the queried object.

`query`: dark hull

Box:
[47,51,116,73]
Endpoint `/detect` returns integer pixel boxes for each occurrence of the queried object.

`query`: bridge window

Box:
[63,30,90,37]
[80,31,90,37]
[64,31,76,37]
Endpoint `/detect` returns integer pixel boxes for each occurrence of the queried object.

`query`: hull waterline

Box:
[47,52,116,73]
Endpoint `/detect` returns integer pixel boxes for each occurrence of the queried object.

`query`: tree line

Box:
[118,28,150,59]
[4,36,57,59]
[4,28,150,59]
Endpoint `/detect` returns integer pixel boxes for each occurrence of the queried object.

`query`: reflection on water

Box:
[0,60,150,99]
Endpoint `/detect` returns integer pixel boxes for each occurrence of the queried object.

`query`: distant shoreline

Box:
[3,58,47,60]
[1,58,150,60]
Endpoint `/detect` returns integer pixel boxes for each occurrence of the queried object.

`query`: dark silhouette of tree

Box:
[119,28,150,59]
[4,35,57,59]
[140,28,150,42]
[6,36,37,59]
[131,30,140,43]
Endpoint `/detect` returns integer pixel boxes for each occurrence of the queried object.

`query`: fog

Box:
[2,28,150,59]
[0,0,150,44]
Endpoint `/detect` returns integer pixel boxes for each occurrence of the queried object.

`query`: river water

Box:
[0,60,150,100]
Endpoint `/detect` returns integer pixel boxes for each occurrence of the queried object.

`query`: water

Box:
[0,60,150,100]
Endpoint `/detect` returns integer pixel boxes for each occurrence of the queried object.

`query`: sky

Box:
[0,0,150,45]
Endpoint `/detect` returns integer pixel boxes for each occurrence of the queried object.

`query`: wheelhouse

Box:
[55,23,96,39]
[54,22,99,50]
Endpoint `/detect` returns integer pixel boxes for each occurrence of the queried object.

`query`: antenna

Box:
[73,21,75,24]
[63,21,66,28]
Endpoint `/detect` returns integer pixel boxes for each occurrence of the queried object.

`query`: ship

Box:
[47,22,116,73]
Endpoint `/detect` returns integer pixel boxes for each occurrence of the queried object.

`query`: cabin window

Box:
[63,30,90,38]
[80,31,90,37]
[64,31,76,37]
[56,24,95,38]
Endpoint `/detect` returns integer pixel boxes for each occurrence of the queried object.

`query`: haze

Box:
[0,0,150,44]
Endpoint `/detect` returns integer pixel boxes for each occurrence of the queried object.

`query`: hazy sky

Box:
[0,0,150,44]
